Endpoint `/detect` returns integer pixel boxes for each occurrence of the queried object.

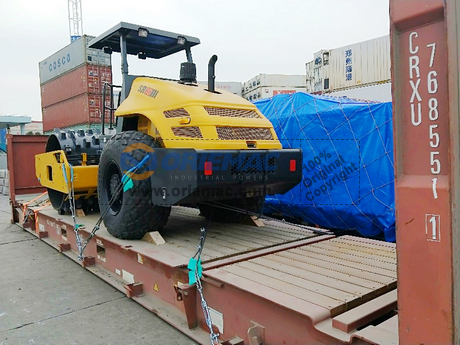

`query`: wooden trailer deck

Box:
[13,193,399,344]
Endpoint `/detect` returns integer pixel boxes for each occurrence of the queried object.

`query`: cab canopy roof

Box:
[88,22,200,59]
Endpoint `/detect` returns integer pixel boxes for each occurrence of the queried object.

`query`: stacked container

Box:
[198,81,243,96]
[242,74,306,102]
[39,36,113,133]
[0,169,9,196]
[305,35,390,94]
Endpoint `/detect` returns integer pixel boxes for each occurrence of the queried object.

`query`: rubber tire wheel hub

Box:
[97,131,171,239]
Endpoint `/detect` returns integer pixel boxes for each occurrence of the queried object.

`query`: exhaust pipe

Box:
[208,55,218,93]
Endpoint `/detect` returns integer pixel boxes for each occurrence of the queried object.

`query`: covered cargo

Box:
[39,35,111,85]
[42,93,112,132]
[255,92,395,241]
[40,64,112,108]
[0,128,6,153]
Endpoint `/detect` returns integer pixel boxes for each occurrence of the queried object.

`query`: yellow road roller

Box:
[35,22,302,239]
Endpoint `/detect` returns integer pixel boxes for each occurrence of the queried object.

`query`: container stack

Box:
[242,74,306,102]
[39,36,113,133]
[0,170,9,196]
[197,81,243,96]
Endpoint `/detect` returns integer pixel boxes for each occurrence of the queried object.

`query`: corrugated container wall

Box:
[197,81,242,96]
[44,123,116,135]
[41,65,112,108]
[305,36,390,93]
[42,94,112,132]
[243,74,306,94]
[329,82,392,103]
[306,50,330,93]
[39,35,111,85]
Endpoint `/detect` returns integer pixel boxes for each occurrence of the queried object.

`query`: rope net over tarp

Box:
[255,93,395,242]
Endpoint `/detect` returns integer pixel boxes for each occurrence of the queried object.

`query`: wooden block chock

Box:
[243,215,265,227]
[76,209,86,217]
[142,231,166,245]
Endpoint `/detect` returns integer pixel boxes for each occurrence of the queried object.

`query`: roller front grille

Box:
[171,126,203,138]
[216,127,274,140]
[164,108,190,118]
[205,107,261,119]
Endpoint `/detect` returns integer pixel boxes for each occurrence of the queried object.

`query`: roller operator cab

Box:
[35,22,302,240]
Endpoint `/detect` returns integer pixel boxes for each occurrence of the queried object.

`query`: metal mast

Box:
[68,0,83,42]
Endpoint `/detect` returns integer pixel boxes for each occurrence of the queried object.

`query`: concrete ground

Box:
[0,195,197,345]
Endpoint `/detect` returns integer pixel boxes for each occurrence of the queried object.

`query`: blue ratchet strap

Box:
[121,153,151,192]
[69,163,74,182]
[62,163,74,184]
[62,163,68,184]
[62,164,84,228]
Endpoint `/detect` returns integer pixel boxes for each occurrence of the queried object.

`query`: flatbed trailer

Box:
[13,191,398,345]
[7,0,460,343]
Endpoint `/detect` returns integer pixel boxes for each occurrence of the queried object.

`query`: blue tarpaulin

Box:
[0,128,6,153]
[255,93,395,242]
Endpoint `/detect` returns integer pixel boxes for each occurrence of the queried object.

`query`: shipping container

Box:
[43,122,117,135]
[39,35,111,85]
[40,64,113,108]
[0,156,6,171]
[9,121,43,135]
[328,82,392,102]
[197,81,242,96]
[243,74,306,93]
[243,86,306,102]
[305,36,390,93]
[42,93,112,132]
[305,50,330,93]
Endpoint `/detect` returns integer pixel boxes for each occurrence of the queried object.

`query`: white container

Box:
[9,121,43,135]
[243,74,306,93]
[2,186,9,195]
[39,35,112,85]
[242,86,306,102]
[328,82,392,103]
[0,170,6,179]
[305,36,390,93]
[328,35,390,91]
[306,50,330,93]
[0,178,4,187]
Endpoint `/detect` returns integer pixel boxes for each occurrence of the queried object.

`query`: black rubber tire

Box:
[97,131,171,239]
[198,196,265,223]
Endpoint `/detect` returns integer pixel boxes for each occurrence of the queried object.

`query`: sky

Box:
[0,0,389,121]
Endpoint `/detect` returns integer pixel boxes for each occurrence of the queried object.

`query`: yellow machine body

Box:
[33,23,304,239]
[35,77,283,198]
[35,150,98,197]
[116,77,282,150]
